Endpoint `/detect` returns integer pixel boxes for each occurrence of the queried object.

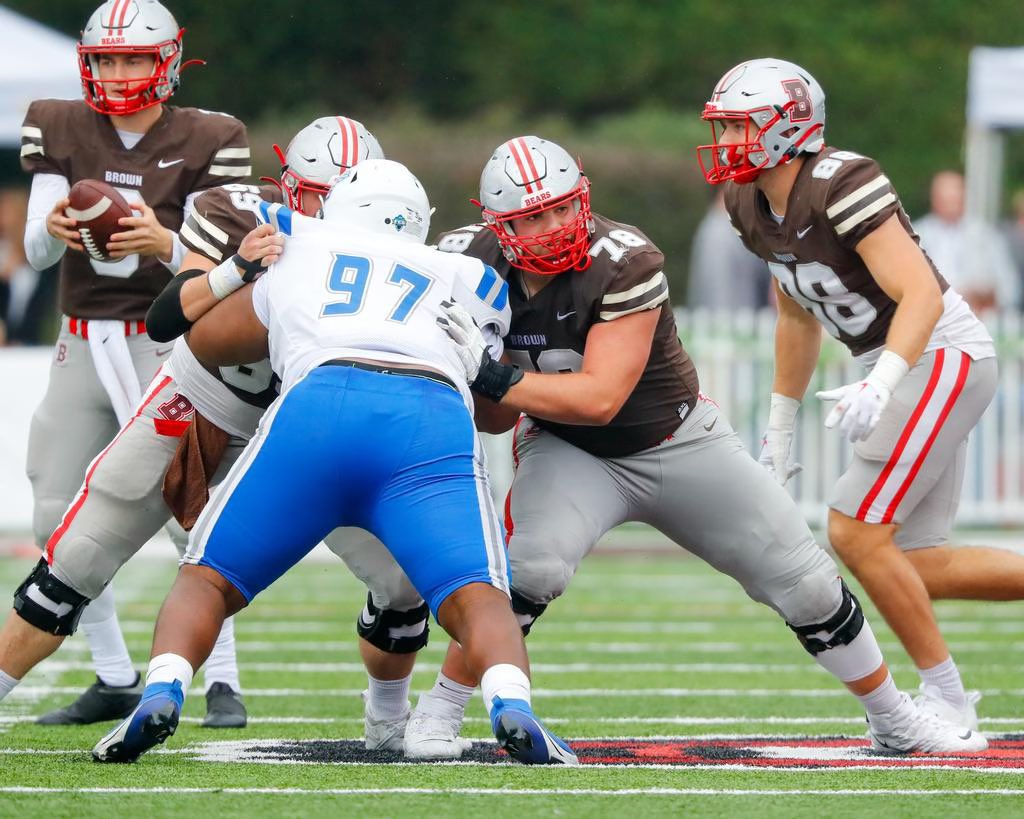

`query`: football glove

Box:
[437,299,523,402]
[758,392,803,486]
[816,350,909,443]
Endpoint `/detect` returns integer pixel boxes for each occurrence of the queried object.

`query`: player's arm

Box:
[24,174,81,268]
[186,283,268,367]
[146,225,282,342]
[473,357,523,433]
[856,213,944,367]
[771,279,822,401]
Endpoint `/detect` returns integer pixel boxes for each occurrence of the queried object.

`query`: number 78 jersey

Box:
[251,205,511,401]
[725,147,951,358]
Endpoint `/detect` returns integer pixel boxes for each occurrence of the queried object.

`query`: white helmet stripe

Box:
[346,117,359,167]
[110,0,131,35]
[507,138,535,194]
[335,116,350,169]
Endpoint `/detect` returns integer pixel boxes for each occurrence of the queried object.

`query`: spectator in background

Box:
[914,170,1019,313]
[1005,188,1024,284]
[0,188,57,345]
[687,189,771,310]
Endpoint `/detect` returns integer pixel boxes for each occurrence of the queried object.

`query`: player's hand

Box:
[816,379,890,443]
[758,427,803,485]
[236,223,284,274]
[46,197,84,252]
[437,299,486,381]
[108,202,173,260]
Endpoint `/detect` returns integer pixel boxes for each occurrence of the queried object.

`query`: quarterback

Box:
[16,0,249,725]
[411,135,986,756]
[698,58,1023,729]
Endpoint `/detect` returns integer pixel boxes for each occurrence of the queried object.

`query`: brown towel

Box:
[162,412,230,531]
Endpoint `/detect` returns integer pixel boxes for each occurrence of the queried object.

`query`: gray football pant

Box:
[506,398,842,628]
[46,369,422,613]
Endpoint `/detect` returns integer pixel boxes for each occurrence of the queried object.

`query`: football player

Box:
[412,135,986,755]
[92,160,576,766]
[697,58,1022,728]
[16,0,250,725]
[0,117,412,735]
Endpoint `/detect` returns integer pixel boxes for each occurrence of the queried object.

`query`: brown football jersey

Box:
[724,147,948,357]
[178,182,284,410]
[437,214,699,457]
[21,99,250,320]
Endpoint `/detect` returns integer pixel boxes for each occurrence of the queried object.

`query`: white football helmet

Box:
[321,159,430,244]
[78,0,197,116]
[698,58,826,185]
[271,116,385,214]
[476,135,593,275]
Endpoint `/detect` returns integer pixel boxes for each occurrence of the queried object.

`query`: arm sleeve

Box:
[24,173,69,271]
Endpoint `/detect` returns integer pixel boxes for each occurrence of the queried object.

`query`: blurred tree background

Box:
[8,0,1024,298]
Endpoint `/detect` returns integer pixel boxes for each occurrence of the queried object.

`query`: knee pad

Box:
[13,558,91,636]
[510,588,548,636]
[787,578,865,656]
[356,593,429,654]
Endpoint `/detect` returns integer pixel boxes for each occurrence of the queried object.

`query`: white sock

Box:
[203,615,241,693]
[856,672,905,717]
[919,656,967,709]
[80,585,137,687]
[366,673,412,720]
[0,669,20,701]
[146,652,194,698]
[810,618,885,682]
[480,663,531,715]
[422,671,474,717]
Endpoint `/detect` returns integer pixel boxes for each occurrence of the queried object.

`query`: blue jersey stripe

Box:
[492,280,509,312]
[474,265,498,303]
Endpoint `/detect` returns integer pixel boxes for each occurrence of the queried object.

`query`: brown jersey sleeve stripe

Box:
[599,290,668,321]
[833,191,897,236]
[20,126,43,157]
[601,270,667,305]
[180,212,227,262]
[825,174,891,218]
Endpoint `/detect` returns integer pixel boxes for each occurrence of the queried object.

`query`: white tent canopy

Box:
[0,5,80,147]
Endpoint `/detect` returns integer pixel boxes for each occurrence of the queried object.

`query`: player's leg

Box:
[21,369,186,723]
[25,328,140,708]
[644,399,985,753]
[829,351,997,723]
[405,415,621,760]
[324,527,425,752]
[93,377,346,762]
[168,440,250,729]
[366,383,577,764]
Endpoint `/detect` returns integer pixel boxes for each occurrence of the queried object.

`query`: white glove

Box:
[437,299,487,381]
[758,393,803,486]
[815,350,909,443]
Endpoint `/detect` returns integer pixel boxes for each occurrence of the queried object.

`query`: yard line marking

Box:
[3,787,1024,796]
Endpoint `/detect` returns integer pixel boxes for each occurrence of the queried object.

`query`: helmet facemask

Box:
[266,143,331,216]
[477,179,594,276]
[79,36,182,115]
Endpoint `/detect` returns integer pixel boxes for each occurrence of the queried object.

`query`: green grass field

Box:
[1,545,1022,818]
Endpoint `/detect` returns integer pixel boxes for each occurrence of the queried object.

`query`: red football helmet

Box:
[475,136,594,276]
[78,1,201,116]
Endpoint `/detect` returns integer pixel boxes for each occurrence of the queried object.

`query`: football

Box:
[66,179,134,262]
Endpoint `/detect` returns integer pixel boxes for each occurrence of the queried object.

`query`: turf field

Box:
[1,541,1022,818]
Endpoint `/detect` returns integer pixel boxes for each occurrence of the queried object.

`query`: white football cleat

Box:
[404,696,473,760]
[361,690,409,752]
[867,692,988,754]
[913,684,981,732]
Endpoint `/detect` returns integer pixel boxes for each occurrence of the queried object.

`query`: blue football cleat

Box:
[92,680,184,763]
[490,697,579,765]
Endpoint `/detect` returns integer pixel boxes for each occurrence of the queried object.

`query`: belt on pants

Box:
[320,358,457,392]
[64,316,148,339]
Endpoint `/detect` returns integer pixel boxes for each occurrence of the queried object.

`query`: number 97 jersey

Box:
[724,147,949,358]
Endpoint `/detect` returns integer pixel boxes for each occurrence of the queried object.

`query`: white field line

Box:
[11,685,1024,699]
[3,787,1024,796]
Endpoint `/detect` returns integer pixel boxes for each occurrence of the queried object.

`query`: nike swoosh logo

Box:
[703,418,718,432]
[157,158,184,168]
[959,731,973,740]
[556,310,576,321]
[156,347,173,357]
[796,225,813,239]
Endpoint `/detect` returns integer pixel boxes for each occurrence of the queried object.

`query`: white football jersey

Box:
[251,207,511,406]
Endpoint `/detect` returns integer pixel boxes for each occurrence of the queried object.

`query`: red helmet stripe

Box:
[115,0,131,35]
[345,117,360,165]
[506,139,534,194]
[335,117,349,169]
[517,137,544,192]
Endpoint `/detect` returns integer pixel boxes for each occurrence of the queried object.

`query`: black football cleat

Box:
[37,674,142,725]
[201,682,247,728]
